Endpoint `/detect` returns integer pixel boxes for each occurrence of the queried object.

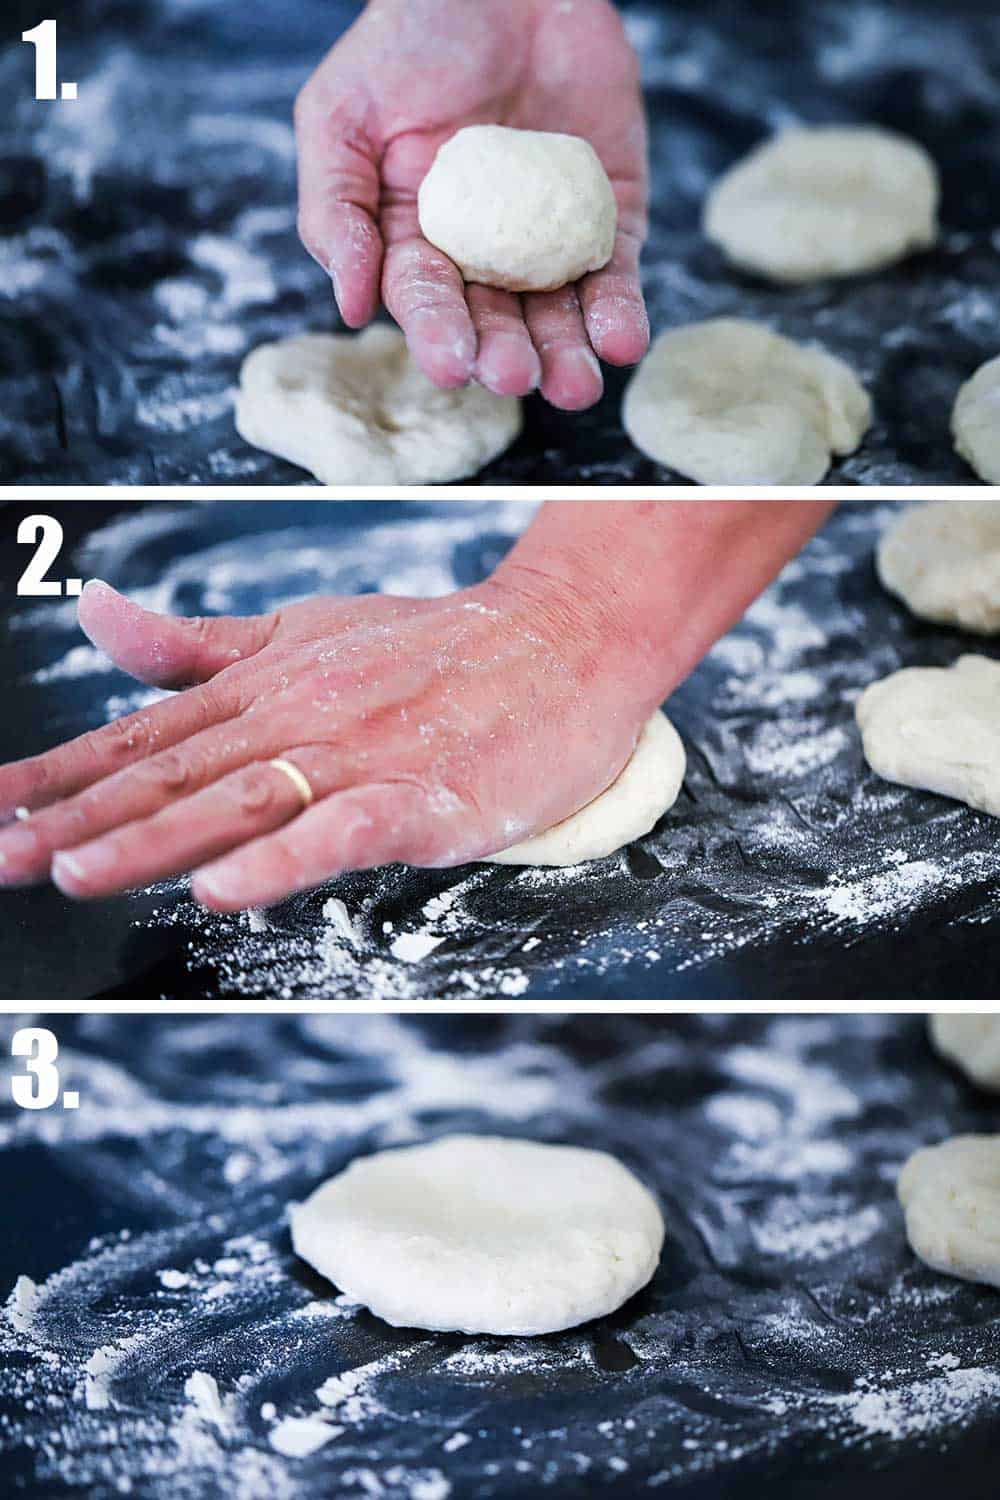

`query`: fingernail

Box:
[191,867,235,907]
[52,845,117,895]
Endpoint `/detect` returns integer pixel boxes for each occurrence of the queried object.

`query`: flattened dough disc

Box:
[487,709,685,866]
[291,1135,665,1335]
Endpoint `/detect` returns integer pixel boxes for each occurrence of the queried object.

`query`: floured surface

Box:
[4,0,1000,485]
[8,497,1000,1001]
[2,1012,999,1497]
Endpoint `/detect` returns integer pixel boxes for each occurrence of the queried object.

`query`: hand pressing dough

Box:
[877,502,1000,634]
[856,655,1000,817]
[930,1015,1000,1092]
[953,356,1000,483]
[235,327,521,484]
[622,319,871,485]
[704,126,939,284]
[418,125,617,293]
[290,1135,664,1335]
[898,1135,1000,1290]
[487,709,685,866]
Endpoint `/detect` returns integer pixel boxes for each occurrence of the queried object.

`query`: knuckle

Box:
[142,750,197,799]
[230,766,284,820]
[98,714,150,765]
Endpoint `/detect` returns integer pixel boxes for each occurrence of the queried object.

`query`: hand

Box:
[0,576,645,911]
[295,0,649,410]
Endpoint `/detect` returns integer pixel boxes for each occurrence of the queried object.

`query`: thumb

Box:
[77,580,277,689]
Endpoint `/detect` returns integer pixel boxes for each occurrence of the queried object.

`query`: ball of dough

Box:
[486,710,685,867]
[417,125,617,293]
[930,1015,1000,1092]
[877,501,1000,634]
[953,356,1000,483]
[704,125,939,284]
[856,655,1000,817]
[622,319,871,485]
[290,1135,664,1335]
[235,327,521,485]
[898,1135,1000,1289]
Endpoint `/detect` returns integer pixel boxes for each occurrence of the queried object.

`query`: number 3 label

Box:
[10,1028,79,1110]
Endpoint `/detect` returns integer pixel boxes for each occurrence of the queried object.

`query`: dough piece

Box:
[877,502,1000,634]
[622,319,871,484]
[953,356,1000,483]
[856,655,1000,817]
[290,1135,664,1336]
[235,327,521,484]
[930,1015,1000,1092]
[704,126,938,284]
[487,709,685,867]
[417,125,616,293]
[898,1135,1000,1289]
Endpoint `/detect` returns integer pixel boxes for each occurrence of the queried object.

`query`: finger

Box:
[50,748,340,900]
[0,675,245,830]
[578,229,649,367]
[295,94,383,328]
[193,780,442,912]
[0,705,290,886]
[381,228,476,389]
[523,287,604,411]
[78,581,277,690]
[467,285,541,397]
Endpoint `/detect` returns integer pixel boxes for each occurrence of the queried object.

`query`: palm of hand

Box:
[296,0,649,408]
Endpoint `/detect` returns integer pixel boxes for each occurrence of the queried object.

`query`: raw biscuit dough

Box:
[622,319,871,484]
[898,1135,1000,1289]
[290,1134,665,1335]
[704,125,939,284]
[929,1015,1000,1093]
[487,709,685,866]
[952,356,1000,483]
[235,327,521,484]
[877,501,1000,634]
[856,655,1000,817]
[417,125,617,293]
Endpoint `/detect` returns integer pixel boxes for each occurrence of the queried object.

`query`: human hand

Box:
[0,574,646,911]
[295,0,649,410]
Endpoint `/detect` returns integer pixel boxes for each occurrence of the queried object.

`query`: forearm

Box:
[489,500,836,717]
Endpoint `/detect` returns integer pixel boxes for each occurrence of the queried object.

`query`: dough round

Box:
[877,502,1000,634]
[235,327,521,484]
[622,319,871,485]
[704,126,938,284]
[856,655,1000,817]
[487,709,685,867]
[930,1015,1000,1092]
[898,1135,1000,1289]
[953,356,1000,483]
[417,125,617,293]
[290,1135,664,1335]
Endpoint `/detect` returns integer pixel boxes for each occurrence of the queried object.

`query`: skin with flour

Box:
[294,0,650,410]
[0,502,833,912]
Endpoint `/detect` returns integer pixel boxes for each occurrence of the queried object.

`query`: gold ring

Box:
[269,758,314,810]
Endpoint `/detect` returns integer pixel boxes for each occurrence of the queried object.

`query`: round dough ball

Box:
[622,319,871,485]
[417,125,617,293]
[235,327,521,485]
[856,655,1000,817]
[953,356,1000,483]
[487,710,685,867]
[704,126,939,284]
[877,501,1000,634]
[898,1135,1000,1289]
[290,1135,664,1335]
[930,1015,1000,1092]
